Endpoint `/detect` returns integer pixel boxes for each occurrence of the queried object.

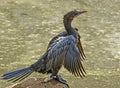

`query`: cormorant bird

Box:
[2,10,87,84]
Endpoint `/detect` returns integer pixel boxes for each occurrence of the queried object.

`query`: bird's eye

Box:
[75,28,78,31]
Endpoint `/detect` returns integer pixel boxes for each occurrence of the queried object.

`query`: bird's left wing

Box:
[47,35,86,77]
[77,35,86,60]
[64,35,86,78]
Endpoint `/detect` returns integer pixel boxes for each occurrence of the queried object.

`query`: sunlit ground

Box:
[0,0,120,88]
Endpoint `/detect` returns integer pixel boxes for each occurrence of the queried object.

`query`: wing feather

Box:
[77,36,86,60]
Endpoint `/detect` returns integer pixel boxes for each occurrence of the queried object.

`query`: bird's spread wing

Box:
[47,35,86,77]
[64,35,86,78]
[77,35,86,60]
[75,28,86,60]
[46,36,70,70]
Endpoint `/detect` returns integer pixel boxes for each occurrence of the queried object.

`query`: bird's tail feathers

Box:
[2,67,33,82]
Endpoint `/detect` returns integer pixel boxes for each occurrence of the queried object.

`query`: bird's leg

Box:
[44,74,67,84]
[44,71,69,87]
[56,74,70,87]
[44,73,56,82]
[56,75,67,84]
[53,68,68,84]
[44,69,68,85]
[44,69,69,87]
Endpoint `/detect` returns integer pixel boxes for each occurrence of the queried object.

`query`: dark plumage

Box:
[2,10,87,84]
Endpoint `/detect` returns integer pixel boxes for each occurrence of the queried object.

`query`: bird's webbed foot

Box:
[56,75,67,84]
[44,74,67,84]
[44,74,55,82]
[56,75,70,87]
[44,74,69,87]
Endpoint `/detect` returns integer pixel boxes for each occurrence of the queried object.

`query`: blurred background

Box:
[0,0,120,88]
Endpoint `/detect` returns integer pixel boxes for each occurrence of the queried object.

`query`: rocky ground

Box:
[6,77,69,88]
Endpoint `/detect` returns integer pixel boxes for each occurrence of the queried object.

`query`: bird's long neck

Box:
[63,18,74,34]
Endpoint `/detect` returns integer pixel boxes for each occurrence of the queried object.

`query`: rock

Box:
[6,77,69,88]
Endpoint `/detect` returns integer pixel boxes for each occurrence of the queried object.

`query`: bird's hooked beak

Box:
[75,10,87,17]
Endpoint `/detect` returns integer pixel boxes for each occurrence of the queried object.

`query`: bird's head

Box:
[64,10,87,21]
